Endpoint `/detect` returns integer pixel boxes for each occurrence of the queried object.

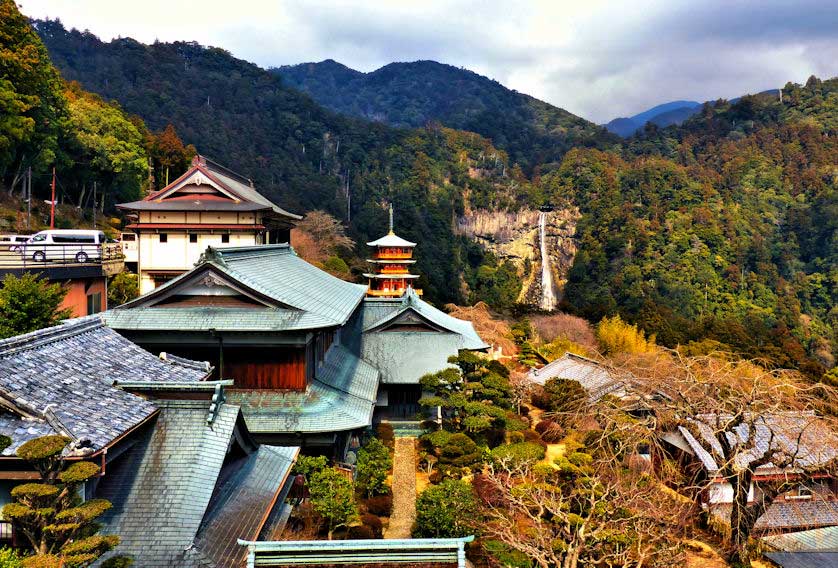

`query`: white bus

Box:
[20,230,108,263]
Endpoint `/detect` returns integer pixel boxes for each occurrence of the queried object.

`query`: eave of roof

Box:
[366,232,416,247]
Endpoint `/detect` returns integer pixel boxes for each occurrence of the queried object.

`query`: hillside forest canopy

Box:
[0,7,835,378]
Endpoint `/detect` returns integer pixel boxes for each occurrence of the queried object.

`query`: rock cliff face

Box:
[456,208,579,308]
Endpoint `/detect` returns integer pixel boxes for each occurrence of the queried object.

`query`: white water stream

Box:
[539,211,557,311]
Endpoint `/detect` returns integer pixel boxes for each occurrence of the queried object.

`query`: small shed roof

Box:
[764,525,838,552]
[527,352,624,399]
[765,552,838,568]
[362,289,488,350]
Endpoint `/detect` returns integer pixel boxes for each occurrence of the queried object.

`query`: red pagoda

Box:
[364,206,421,297]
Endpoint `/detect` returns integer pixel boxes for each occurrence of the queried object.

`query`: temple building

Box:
[103,236,486,455]
[0,317,299,566]
[118,156,301,294]
[364,206,421,298]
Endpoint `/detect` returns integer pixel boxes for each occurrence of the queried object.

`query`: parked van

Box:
[20,230,107,263]
[0,235,30,253]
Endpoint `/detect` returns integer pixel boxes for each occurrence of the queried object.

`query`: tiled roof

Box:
[363,331,464,384]
[216,246,367,325]
[195,446,299,567]
[226,345,379,434]
[527,353,625,399]
[104,307,335,331]
[120,156,301,221]
[764,552,838,568]
[204,159,302,221]
[109,245,368,331]
[0,317,208,456]
[362,290,488,350]
[764,526,838,552]
[97,400,240,567]
[677,412,838,475]
[711,497,838,532]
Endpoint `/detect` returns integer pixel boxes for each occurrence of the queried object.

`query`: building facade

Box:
[118,156,300,294]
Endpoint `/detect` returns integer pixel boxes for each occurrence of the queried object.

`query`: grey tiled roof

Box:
[678,411,838,475]
[711,497,838,532]
[226,344,379,434]
[363,331,464,384]
[362,290,488,350]
[104,306,335,331]
[527,352,625,399]
[97,400,241,567]
[0,317,208,456]
[195,445,298,567]
[764,552,838,568]
[764,526,838,552]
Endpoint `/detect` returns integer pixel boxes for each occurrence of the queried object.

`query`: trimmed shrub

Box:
[363,494,393,516]
[361,513,383,538]
[489,442,546,468]
[413,479,478,538]
[346,525,375,539]
[535,420,565,443]
[376,423,395,449]
[439,434,483,471]
[522,429,547,449]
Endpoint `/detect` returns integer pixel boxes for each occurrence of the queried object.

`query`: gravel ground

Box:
[384,437,417,539]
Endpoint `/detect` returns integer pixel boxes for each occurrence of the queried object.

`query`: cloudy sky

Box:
[18,0,838,123]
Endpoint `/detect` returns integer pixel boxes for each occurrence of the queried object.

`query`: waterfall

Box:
[539,211,556,311]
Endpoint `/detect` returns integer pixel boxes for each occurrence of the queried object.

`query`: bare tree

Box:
[477,411,689,568]
[611,351,838,566]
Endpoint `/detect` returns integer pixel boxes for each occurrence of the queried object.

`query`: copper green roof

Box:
[363,289,488,350]
[106,245,367,332]
[226,345,379,434]
[104,306,335,331]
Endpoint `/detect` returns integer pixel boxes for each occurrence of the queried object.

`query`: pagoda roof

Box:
[366,232,416,247]
[119,155,301,221]
[363,273,420,279]
[105,244,367,332]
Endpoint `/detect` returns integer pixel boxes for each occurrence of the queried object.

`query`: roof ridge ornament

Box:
[388,203,394,235]
[197,246,228,268]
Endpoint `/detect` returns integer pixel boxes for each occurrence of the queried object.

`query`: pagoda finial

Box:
[388,204,394,235]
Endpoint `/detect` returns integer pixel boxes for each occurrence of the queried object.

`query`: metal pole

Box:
[50,167,56,230]
[26,166,31,231]
[93,181,97,228]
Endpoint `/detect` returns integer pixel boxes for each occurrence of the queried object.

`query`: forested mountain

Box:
[20,15,838,377]
[275,59,618,171]
[33,18,529,306]
[549,79,838,375]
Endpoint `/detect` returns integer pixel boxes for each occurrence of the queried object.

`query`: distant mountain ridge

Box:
[275,59,618,171]
[605,100,701,137]
[606,90,782,137]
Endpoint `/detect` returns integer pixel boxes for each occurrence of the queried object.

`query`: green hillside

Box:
[20,16,838,376]
[275,59,618,171]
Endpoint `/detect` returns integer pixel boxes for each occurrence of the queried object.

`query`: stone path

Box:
[384,437,417,539]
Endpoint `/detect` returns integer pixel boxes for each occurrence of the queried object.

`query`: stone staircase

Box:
[386,420,425,438]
